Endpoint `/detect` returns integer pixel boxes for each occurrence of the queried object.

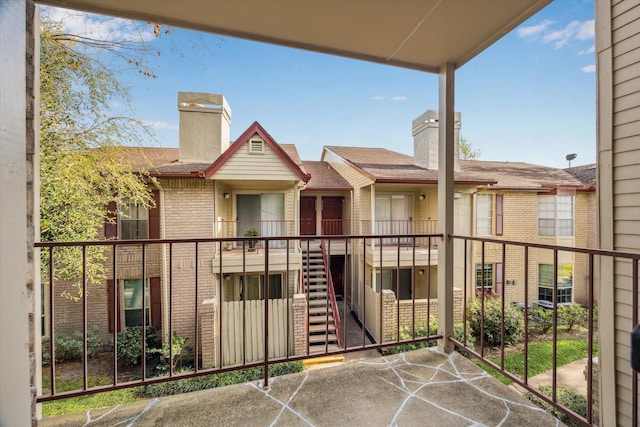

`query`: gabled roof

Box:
[461,160,594,191]
[301,161,352,191]
[204,121,310,181]
[323,146,495,185]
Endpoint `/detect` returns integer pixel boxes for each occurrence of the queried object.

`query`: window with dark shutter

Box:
[149,190,161,239]
[107,279,121,332]
[105,201,118,239]
[150,277,162,329]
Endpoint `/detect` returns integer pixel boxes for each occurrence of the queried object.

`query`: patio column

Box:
[0,1,33,425]
[437,63,455,353]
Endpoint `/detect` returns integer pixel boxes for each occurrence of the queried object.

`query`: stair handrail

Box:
[320,239,341,347]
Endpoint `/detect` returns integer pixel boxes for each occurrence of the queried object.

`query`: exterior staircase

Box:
[302,240,339,353]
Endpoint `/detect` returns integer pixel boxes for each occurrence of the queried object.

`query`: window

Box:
[375,268,412,299]
[120,200,148,239]
[476,194,493,236]
[538,264,573,304]
[538,195,574,237]
[374,194,412,244]
[241,274,283,300]
[123,279,151,327]
[475,263,494,293]
[237,193,285,241]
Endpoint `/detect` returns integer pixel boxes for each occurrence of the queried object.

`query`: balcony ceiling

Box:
[39,0,551,73]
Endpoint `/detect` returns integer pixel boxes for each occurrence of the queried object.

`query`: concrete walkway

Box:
[525,358,588,396]
[41,349,562,427]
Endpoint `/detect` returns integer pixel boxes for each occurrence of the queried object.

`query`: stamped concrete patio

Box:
[40,348,562,426]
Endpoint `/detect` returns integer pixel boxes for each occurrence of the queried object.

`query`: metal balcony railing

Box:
[33,232,634,426]
[218,220,295,248]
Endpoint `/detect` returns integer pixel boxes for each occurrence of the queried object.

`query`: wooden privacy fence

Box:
[221,298,293,365]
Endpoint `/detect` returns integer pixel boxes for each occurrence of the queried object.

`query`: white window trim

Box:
[476,194,493,236]
[538,195,574,237]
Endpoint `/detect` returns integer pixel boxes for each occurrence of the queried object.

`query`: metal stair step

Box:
[309,343,340,354]
[308,314,334,324]
[308,291,328,299]
[309,324,336,333]
[309,306,332,315]
[309,333,338,344]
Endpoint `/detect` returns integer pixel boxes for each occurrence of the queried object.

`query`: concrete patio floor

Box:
[40,348,562,427]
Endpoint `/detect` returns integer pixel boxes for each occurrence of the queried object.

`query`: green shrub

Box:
[529,307,554,334]
[42,326,103,363]
[117,326,157,366]
[148,332,187,373]
[388,318,438,354]
[558,304,589,331]
[525,385,588,427]
[467,294,524,346]
[137,361,304,397]
[453,323,474,356]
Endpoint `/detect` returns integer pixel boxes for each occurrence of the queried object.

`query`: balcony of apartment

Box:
[36,233,611,426]
[361,219,439,268]
[213,219,301,274]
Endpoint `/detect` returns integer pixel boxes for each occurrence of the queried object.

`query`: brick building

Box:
[48,94,595,363]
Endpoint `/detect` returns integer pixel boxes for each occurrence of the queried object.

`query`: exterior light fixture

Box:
[419,195,426,201]
[453,192,462,200]
[223,274,231,281]
[224,192,230,199]
[418,269,425,275]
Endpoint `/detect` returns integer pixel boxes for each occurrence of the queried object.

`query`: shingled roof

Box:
[564,164,596,187]
[461,160,592,190]
[324,146,495,184]
[302,161,352,190]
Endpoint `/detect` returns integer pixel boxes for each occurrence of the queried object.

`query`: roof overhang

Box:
[37,0,551,73]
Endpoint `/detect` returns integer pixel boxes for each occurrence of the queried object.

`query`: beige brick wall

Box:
[381,288,463,342]
[199,300,216,368]
[292,294,307,355]
[470,190,596,307]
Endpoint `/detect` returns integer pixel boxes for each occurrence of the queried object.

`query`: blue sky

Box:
[45,0,595,169]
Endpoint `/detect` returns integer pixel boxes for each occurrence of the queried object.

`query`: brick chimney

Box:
[412,110,461,171]
[178,92,231,163]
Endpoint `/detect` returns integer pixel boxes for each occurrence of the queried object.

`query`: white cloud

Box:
[581,64,596,73]
[577,20,595,40]
[519,19,595,50]
[370,96,386,101]
[390,96,407,102]
[41,6,156,43]
[370,95,407,102]
[578,45,595,56]
[517,20,554,38]
[143,120,179,130]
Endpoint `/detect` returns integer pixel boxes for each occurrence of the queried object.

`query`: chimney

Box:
[412,110,461,171]
[178,92,231,163]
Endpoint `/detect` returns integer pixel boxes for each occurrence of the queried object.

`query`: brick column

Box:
[200,299,216,368]
[381,289,397,343]
[292,294,307,355]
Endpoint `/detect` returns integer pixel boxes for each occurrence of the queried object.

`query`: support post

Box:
[437,63,455,353]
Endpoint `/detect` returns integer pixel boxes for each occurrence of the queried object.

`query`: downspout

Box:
[150,177,169,342]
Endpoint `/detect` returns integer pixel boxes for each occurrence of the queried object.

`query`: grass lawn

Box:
[41,375,142,417]
[41,360,304,417]
[477,338,598,385]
